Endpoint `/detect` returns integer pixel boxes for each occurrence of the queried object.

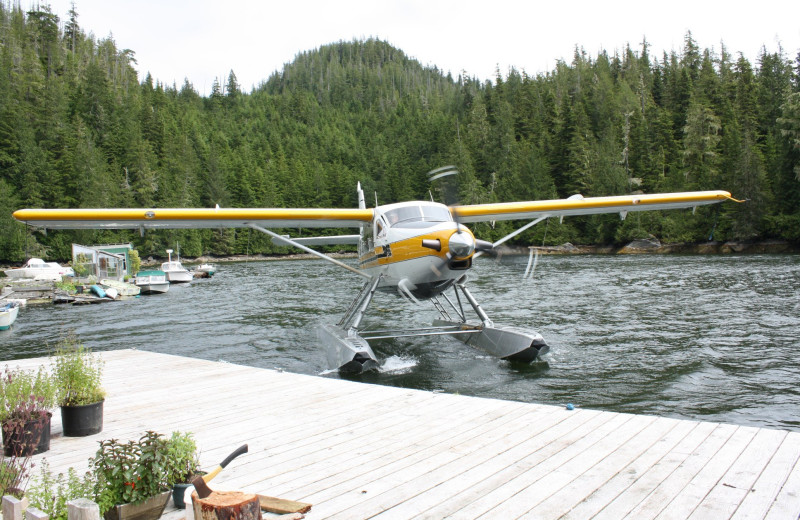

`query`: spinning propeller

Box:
[427,165,545,277]
[426,166,496,255]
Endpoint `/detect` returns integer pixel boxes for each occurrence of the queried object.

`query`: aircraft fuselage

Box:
[357,201,476,300]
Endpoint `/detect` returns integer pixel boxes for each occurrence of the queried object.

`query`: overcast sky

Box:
[42,0,800,96]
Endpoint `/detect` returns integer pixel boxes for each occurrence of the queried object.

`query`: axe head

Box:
[191,474,213,499]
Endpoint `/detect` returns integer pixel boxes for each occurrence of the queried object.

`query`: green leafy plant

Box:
[91,431,173,513]
[50,334,105,406]
[0,365,57,422]
[0,365,57,457]
[27,459,96,520]
[55,280,77,293]
[0,451,34,498]
[129,249,141,275]
[163,431,201,485]
[72,254,91,278]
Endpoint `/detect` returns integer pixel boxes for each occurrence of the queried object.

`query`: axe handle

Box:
[203,444,248,483]
[220,444,249,468]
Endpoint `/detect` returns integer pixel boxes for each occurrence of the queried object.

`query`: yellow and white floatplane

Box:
[14,182,737,373]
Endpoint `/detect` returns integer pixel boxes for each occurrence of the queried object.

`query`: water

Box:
[2,254,799,431]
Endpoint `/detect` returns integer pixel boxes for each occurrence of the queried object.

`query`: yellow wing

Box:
[452,191,735,223]
[12,191,736,230]
[12,207,374,230]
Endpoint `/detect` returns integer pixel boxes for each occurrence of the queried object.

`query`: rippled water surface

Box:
[2,254,799,431]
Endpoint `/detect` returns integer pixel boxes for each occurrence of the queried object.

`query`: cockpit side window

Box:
[375,217,387,238]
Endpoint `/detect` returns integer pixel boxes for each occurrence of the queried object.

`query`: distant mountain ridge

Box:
[1,4,798,262]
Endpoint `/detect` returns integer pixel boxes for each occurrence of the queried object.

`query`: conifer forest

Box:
[1,3,799,262]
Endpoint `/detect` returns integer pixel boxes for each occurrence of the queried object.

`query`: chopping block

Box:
[191,490,260,520]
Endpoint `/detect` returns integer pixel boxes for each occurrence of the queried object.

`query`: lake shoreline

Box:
[153,238,799,266]
[2,239,797,271]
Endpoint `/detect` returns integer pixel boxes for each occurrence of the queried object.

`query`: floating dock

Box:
[9,350,800,519]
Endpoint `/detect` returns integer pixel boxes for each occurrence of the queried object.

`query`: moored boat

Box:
[196,263,216,276]
[135,270,170,294]
[0,301,20,330]
[100,279,140,297]
[3,258,74,281]
[161,249,192,283]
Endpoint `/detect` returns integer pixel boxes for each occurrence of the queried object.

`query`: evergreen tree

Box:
[1,4,799,259]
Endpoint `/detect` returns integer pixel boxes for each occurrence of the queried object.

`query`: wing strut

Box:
[474,215,550,258]
[247,223,370,279]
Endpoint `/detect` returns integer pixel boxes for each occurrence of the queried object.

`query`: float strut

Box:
[340,275,382,331]
[456,281,494,328]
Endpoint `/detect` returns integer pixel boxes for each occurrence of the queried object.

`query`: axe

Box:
[191,444,248,499]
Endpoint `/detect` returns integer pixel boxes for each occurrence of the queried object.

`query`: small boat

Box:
[3,258,75,281]
[161,249,192,283]
[0,301,20,330]
[196,264,216,276]
[134,270,170,294]
[100,278,140,297]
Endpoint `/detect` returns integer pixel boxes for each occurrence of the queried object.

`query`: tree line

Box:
[1,2,799,262]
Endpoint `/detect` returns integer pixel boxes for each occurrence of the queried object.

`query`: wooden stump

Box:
[191,491,261,520]
[66,499,101,520]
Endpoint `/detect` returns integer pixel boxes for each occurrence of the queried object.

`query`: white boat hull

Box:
[164,270,192,283]
[134,271,171,294]
[196,264,216,276]
[136,282,170,294]
[0,303,20,330]
[4,258,74,281]
[161,259,192,283]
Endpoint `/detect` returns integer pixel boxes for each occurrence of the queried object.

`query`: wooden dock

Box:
[8,349,800,519]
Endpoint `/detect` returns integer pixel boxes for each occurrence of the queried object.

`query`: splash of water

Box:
[380,355,418,374]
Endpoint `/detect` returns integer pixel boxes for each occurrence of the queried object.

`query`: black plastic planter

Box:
[61,399,104,437]
[172,482,192,509]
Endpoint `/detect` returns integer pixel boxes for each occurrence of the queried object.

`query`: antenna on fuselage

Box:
[374,192,378,207]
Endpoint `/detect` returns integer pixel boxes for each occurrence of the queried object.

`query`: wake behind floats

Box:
[13,182,737,373]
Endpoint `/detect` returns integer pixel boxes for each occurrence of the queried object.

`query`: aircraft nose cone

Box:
[448,230,475,259]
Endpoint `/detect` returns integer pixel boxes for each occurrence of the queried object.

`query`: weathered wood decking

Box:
[8,349,800,519]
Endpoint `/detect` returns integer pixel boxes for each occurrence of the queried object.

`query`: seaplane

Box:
[13,176,737,373]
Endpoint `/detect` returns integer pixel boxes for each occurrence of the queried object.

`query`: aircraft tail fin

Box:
[357,182,366,210]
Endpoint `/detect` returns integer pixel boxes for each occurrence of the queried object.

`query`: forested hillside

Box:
[1,3,799,262]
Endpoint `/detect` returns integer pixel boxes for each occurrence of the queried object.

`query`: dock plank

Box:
[6,349,798,520]
[732,431,800,519]
[653,426,759,518]
[557,418,704,519]
[594,422,736,519]
[524,416,685,519]
[691,427,788,519]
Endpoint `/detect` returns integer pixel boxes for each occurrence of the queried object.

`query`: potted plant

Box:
[51,335,106,437]
[0,365,57,456]
[0,442,35,498]
[26,459,96,520]
[163,431,202,509]
[91,431,174,520]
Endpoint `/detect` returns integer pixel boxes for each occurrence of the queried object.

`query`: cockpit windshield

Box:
[384,205,452,228]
